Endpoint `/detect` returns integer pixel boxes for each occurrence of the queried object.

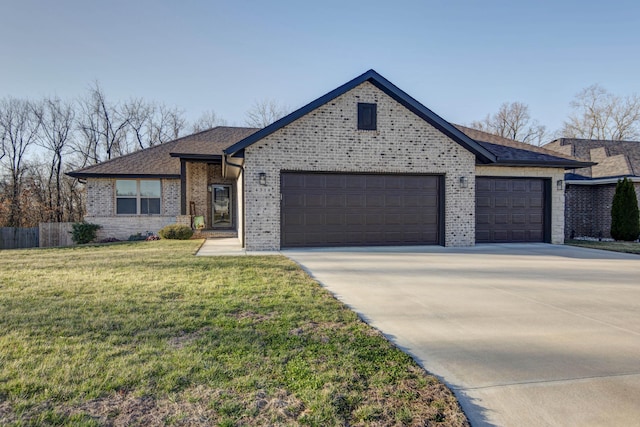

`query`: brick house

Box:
[68,70,589,250]
[544,138,640,239]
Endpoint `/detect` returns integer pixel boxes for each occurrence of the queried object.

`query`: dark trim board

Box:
[65,172,181,179]
[280,171,444,248]
[180,159,187,215]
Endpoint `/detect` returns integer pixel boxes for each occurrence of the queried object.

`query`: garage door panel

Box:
[530,180,543,192]
[346,194,365,207]
[385,194,403,207]
[366,214,384,225]
[384,177,403,189]
[366,194,385,207]
[494,197,509,208]
[512,181,527,192]
[530,198,543,208]
[325,213,344,226]
[476,179,492,192]
[512,214,526,224]
[325,175,345,188]
[346,176,366,189]
[476,177,547,243]
[306,194,324,207]
[346,213,364,225]
[512,197,526,208]
[494,180,510,191]
[304,175,325,188]
[366,176,385,189]
[306,213,324,226]
[283,212,304,226]
[326,194,345,208]
[476,196,491,208]
[529,213,543,224]
[282,172,441,247]
[495,214,509,224]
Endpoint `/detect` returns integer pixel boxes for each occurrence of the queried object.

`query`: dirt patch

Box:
[2,387,307,426]
[167,328,210,349]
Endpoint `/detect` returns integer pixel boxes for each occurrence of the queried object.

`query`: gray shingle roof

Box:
[455,125,589,167]
[543,138,640,179]
[67,126,258,178]
[67,123,590,180]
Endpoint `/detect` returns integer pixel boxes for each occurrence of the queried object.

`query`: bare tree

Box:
[0,97,40,226]
[562,84,640,140]
[75,82,129,165]
[190,110,227,133]
[244,99,289,128]
[32,97,75,222]
[126,100,186,149]
[470,101,547,146]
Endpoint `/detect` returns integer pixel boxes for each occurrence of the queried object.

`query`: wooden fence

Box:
[0,227,39,249]
[39,222,75,248]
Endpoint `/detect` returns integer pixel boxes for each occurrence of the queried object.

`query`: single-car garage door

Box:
[476,177,549,243]
[281,172,442,248]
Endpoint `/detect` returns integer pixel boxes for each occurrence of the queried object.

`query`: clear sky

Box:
[1,0,639,136]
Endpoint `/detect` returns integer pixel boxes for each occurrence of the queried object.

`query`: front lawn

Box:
[0,240,467,426]
[566,239,640,255]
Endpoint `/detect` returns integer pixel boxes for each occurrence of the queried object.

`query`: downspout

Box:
[224,155,245,248]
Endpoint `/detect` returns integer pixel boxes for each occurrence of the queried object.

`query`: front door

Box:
[212,185,232,228]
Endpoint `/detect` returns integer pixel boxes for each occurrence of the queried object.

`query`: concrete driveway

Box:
[284,244,640,427]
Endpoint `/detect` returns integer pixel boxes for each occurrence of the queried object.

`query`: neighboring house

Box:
[68,70,589,250]
[544,138,640,239]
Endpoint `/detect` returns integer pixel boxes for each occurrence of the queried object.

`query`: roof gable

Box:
[224,69,497,163]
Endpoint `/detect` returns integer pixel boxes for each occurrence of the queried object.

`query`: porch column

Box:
[180,159,187,215]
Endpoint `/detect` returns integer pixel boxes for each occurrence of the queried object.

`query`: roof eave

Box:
[169,153,223,162]
[65,172,181,179]
[488,160,596,169]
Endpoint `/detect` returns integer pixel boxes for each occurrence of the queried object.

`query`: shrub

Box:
[610,177,640,241]
[158,224,193,240]
[128,233,147,241]
[71,222,102,244]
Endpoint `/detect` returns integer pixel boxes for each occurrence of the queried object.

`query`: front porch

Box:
[178,161,242,240]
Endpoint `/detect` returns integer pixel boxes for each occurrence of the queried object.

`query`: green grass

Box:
[566,239,640,255]
[0,240,467,426]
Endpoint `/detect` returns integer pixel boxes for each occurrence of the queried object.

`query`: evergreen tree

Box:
[610,177,640,241]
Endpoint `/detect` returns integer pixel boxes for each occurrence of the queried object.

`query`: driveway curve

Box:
[284,243,640,427]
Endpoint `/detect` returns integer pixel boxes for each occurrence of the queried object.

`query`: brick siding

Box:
[243,81,477,250]
[83,163,237,240]
[84,178,181,240]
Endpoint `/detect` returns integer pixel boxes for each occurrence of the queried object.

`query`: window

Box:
[358,102,377,130]
[116,180,161,214]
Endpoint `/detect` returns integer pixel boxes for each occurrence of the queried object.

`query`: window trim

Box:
[357,102,377,130]
[115,179,162,215]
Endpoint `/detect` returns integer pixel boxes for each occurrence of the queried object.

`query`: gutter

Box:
[566,176,640,185]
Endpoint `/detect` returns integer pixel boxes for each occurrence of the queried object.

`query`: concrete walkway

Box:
[195,238,278,256]
[284,244,640,426]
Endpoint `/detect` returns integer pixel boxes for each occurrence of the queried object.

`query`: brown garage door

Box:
[281,172,442,248]
[476,177,549,243]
